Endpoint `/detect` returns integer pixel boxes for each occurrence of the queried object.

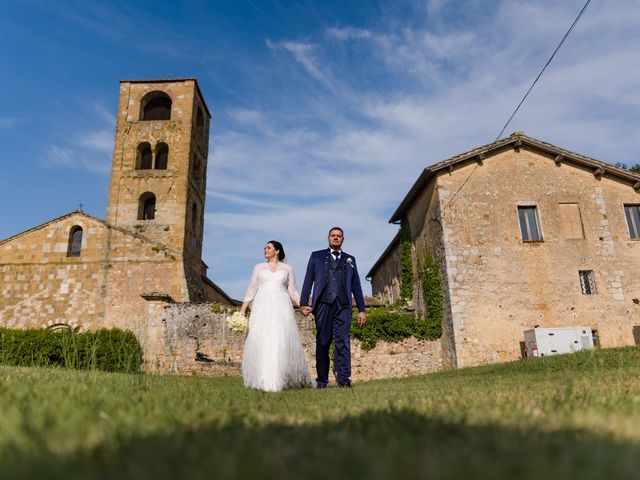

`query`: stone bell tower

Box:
[106,79,211,297]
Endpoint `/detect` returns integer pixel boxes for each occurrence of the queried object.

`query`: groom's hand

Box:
[300,306,312,316]
[358,312,367,327]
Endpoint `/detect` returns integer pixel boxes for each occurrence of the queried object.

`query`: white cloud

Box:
[42,145,111,175]
[205,0,640,299]
[42,126,113,176]
[92,103,117,126]
[326,27,371,41]
[228,108,267,127]
[78,130,114,153]
[266,39,340,94]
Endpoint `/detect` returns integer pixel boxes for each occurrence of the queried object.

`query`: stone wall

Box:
[371,141,640,370]
[439,145,640,367]
[144,302,446,381]
[0,214,110,330]
[0,211,235,337]
[369,235,401,305]
[406,176,458,369]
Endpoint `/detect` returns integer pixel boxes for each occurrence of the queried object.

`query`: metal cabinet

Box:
[524,327,594,357]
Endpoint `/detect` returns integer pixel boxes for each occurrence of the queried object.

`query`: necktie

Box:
[332,250,340,260]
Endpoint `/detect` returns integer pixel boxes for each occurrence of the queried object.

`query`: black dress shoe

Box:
[315,382,328,389]
[337,381,351,388]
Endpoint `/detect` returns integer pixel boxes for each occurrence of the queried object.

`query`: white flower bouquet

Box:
[227,311,248,334]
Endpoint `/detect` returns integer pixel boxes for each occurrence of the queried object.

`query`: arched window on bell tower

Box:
[196,106,204,137]
[140,91,172,121]
[138,192,156,220]
[155,143,168,170]
[67,226,83,257]
[192,154,201,186]
[136,142,152,170]
[191,202,198,233]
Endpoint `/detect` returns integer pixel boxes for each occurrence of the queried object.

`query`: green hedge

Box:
[350,306,442,350]
[0,328,143,373]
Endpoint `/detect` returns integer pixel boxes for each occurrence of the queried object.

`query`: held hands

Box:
[299,306,365,324]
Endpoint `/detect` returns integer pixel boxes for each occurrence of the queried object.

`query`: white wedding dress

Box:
[241,262,311,392]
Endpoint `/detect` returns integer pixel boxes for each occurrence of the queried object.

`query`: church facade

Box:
[369,133,640,368]
[0,79,234,342]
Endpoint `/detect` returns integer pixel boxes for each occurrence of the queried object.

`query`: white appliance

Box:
[523,327,594,357]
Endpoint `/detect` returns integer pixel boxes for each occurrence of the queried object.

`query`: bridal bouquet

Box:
[227,311,248,334]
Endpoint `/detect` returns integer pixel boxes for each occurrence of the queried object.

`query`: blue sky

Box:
[1,0,639,300]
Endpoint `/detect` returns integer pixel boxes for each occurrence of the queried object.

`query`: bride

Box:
[239,240,311,392]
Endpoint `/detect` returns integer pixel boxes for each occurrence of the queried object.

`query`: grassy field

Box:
[2,347,640,480]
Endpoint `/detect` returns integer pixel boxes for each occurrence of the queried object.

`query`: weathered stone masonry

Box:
[370,133,640,369]
[144,302,446,381]
[1,79,234,345]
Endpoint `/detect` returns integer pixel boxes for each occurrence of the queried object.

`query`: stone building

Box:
[368,132,640,369]
[0,79,234,343]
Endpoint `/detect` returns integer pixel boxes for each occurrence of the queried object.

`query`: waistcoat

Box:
[321,256,348,305]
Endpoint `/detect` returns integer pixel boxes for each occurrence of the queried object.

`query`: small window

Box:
[140,91,172,121]
[138,192,156,220]
[624,204,640,239]
[155,143,168,170]
[193,154,200,173]
[518,206,542,241]
[192,154,201,183]
[196,107,204,135]
[579,270,596,295]
[191,202,198,233]
[136,143,152,170]
[67,226,83,257]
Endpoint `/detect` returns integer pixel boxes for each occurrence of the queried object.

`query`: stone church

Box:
[368,133,640,369]
[0,79,234,342]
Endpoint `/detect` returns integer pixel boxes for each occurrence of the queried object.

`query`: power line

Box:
[443,0,593,212]
[493,0,593,143]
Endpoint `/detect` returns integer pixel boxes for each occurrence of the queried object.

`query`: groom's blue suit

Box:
[300,248,366,386]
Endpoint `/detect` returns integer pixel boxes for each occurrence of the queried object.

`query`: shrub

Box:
[350,305,442,350]
[351,240,445,350]
[0,327,143,373]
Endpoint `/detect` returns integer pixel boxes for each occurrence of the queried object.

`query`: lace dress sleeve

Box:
[286,264,301,306]
[243,265,261,303]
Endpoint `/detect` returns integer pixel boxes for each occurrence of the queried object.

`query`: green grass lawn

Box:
[2,347,640,480]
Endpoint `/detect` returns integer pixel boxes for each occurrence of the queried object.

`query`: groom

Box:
[300,227,367,388]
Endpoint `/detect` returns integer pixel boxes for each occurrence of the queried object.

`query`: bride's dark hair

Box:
[267,240,285,261]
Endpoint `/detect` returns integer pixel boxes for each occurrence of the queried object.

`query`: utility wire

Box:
[493,0,593,143]
[442,0,593,212]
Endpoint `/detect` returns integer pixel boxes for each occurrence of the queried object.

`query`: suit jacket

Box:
[300,249,366,313]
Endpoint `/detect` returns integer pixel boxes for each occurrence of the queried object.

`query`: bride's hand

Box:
[239,300,250,317]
